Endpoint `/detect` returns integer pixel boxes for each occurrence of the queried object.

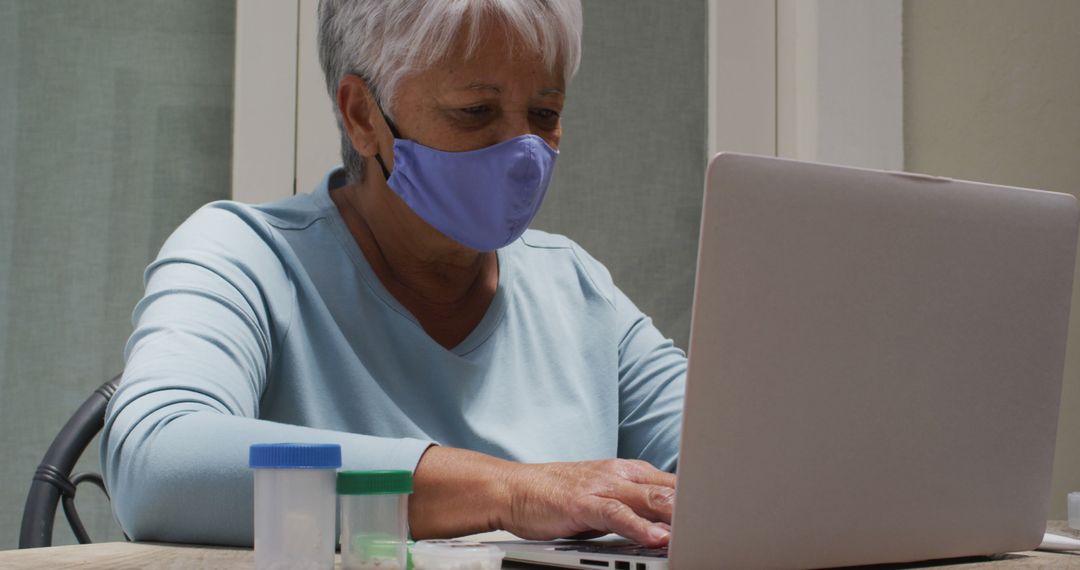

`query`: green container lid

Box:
[337,470,413,495]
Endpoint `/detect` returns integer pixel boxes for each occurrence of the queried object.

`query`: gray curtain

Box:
[535,0,707,351]
[0,0,235,548]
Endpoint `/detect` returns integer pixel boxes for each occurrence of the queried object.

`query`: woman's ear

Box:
[337,75,383,158]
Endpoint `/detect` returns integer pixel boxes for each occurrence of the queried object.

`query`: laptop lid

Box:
[670,153,1079,568]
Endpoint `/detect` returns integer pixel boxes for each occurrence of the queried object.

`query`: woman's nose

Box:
[494,113,534,144]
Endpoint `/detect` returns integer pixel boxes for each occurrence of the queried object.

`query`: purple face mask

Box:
[374,125,558,252]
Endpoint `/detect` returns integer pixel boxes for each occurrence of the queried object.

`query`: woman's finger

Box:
[603,482,675,524]
[578,496,672,547]
[622,459,677,488]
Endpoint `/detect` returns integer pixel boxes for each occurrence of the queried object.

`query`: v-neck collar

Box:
[313,167,511,358]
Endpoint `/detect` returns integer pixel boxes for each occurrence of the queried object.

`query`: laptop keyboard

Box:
[553,544,669,558]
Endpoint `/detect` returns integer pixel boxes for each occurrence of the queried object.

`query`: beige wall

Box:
[904,0,1080,519]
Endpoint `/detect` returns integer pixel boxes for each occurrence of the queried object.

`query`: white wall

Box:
[231,0,297,203]
[777,0,903,170]
[904,0,1080,520]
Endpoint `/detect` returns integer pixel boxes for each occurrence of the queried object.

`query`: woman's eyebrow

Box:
[461,81,502,93]
[456,82,564,97]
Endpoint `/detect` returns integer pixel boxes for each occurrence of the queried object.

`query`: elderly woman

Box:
[103,0,685,548]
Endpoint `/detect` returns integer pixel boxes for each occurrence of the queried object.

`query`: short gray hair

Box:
[317,0,583,183]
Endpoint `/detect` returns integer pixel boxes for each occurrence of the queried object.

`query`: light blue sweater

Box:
[102,167,686,546]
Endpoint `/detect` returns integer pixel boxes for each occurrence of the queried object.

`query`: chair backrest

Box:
[18,374,122,548]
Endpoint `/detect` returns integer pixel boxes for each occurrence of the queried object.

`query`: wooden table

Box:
[2,523,1077,569]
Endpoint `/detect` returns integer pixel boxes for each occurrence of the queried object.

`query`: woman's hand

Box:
[408,446,675,547]
[499,458,675,547]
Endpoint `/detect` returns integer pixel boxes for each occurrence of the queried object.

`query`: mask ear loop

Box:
[373,153,392,181]
[373,111,401,181]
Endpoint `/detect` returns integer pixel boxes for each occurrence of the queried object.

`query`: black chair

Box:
[19,374,123,548]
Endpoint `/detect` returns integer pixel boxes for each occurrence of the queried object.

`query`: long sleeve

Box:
[560,238,687,473]
[613,286,687,473]
[100,204,431,546]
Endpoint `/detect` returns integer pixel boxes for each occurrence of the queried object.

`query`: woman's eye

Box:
[531,108,560,121]
[529,108,561,127]
[459,105,491,116]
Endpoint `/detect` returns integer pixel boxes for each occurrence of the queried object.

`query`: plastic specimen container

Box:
[338,470,414,569]
[411,540,505,570]
[249,443,342,570]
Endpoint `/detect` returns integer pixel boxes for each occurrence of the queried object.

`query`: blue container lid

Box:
[249,443,342,469]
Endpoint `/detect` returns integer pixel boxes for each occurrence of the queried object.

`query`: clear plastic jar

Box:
[249,443,342,570]
[411,540,505,570]
[338,470,413,570]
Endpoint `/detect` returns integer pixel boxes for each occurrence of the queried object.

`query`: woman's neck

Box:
[331,179,498,318]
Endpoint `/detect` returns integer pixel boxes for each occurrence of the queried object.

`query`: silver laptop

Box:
[498,153,1079,569]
